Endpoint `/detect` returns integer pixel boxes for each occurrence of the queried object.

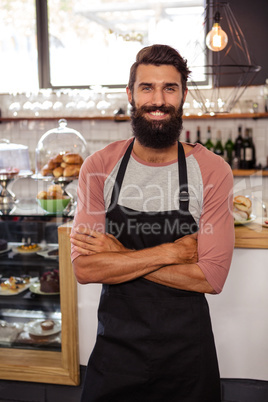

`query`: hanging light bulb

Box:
[206,11,228,52]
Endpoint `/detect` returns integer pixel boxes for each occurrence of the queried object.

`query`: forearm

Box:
[72,243,174,285]
[143,263,215,294]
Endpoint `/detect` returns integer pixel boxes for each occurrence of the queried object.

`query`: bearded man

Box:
[70,44,234,402]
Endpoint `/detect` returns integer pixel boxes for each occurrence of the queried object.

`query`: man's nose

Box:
[152,89,165,106]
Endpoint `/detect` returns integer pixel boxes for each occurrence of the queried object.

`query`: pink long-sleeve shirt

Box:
[71,138,235,294]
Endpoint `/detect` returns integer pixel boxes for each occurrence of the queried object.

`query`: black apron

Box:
[81,141,221,402]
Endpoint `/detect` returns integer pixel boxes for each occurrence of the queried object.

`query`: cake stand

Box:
[0,169,33,214]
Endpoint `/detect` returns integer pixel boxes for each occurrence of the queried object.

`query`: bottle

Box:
[240,128,254,169]
[234,126,243,168]
[186,130,191,143]
[214,130,224,157]
[224,131,234,167]
[248,128,256,169]
[195,126,203,144]
[204,126,214,151]
[264,78,268,113]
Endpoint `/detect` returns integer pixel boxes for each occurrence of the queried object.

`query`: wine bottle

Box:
[234,126,243,168]
[248,128,256,169]
[195,126,203,144]
[240,128,253,169]
[204,126,214,151]
[224,132,234,167]
[186,130,191,143]
[214,130,224,157]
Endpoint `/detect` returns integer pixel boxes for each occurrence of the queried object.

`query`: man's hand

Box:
[70,228,129,255]
[171,233,198,264]
[71,227,198,265]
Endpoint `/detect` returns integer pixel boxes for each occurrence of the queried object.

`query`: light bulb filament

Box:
[206,13,228,52]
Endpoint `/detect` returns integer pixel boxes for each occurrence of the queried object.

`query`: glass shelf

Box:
[0,214,79,385]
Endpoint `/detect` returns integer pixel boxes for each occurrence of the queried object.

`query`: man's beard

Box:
[130,102,184,149]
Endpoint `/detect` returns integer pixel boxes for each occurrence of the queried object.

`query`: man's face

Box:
[126,64,187,149]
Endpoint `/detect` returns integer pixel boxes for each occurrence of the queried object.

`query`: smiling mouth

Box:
[147,110,169,119]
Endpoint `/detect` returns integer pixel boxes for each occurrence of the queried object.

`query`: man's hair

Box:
[128,44,191,96]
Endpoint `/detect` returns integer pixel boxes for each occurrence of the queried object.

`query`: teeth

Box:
[150,111,165,116]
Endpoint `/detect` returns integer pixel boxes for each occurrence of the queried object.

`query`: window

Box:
[0,0,38,93]
[0,0,206,92]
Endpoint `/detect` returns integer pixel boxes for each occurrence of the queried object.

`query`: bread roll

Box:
[63,165,81,177]
[41,164,53,176]
[47,184,63,199]
[47,159,59,170]
[37,191,47,200]
[52,153,64,164]
[53,166,64,178]
[62,153,83,165]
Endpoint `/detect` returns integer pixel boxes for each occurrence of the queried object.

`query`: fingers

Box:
[72,226,103,238]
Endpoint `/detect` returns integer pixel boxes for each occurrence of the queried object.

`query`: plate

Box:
[234,215,256,226]
[254,217,268,228]
[36,247,58,259]
[29,282,59,295]
[26,319,61,337]
[0,246,11,255]
[12,244,43,255]
[0,277,38,296]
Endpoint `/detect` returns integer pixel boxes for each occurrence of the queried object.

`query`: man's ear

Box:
[183,87,188,104]
[126,86,133,105]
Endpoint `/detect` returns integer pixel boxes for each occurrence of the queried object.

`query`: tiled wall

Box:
[0,85,268,210]
[0,115,267,169]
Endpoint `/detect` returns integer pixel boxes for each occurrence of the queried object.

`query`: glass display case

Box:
[0,213,79,385]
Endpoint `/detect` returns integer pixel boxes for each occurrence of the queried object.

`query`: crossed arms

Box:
[70,228,215,294]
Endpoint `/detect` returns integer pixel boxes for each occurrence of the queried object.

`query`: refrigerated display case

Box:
[0,214,79,385]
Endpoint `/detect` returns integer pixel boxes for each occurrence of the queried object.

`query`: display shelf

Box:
[1,112,268,122]
[232,169,268,177]
[0,215,79,385]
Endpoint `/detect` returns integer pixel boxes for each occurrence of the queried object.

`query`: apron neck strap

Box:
[110,139,190,212]
[110,139,134,206]
[177,141,190,212]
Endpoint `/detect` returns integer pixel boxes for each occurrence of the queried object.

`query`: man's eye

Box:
[165,87,176,92]
[142,87,152,91]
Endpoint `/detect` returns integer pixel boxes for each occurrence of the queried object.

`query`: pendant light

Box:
[206,11,228,52]
[189,1,261,114]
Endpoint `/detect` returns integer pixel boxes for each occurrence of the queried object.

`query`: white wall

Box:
[77,249,268,382]
[208,248,268,381]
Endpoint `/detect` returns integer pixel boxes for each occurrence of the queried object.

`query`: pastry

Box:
[63,165,81,177]
[41,152,83,178]
[17,243,40,253]
[0,239,8,252]
[37,191,47,200]
[40,270,60,293]
[62,153,83,165]
[41,164,53,176]
[233,195,252,220]
[52,154,64,164]
[52,166,64,178]
[47,184,63,199]
[40,320,55,331]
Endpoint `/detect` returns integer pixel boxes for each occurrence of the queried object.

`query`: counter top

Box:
[235,221,268,249]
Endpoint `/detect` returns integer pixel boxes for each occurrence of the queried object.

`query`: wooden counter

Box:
[235,222,268,249]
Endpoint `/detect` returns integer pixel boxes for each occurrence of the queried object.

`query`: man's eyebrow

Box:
[138,82,180,88]
[164,82,180,87]
[138,82,153,87]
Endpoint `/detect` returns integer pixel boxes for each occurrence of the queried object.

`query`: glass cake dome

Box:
[35,119,88,178]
